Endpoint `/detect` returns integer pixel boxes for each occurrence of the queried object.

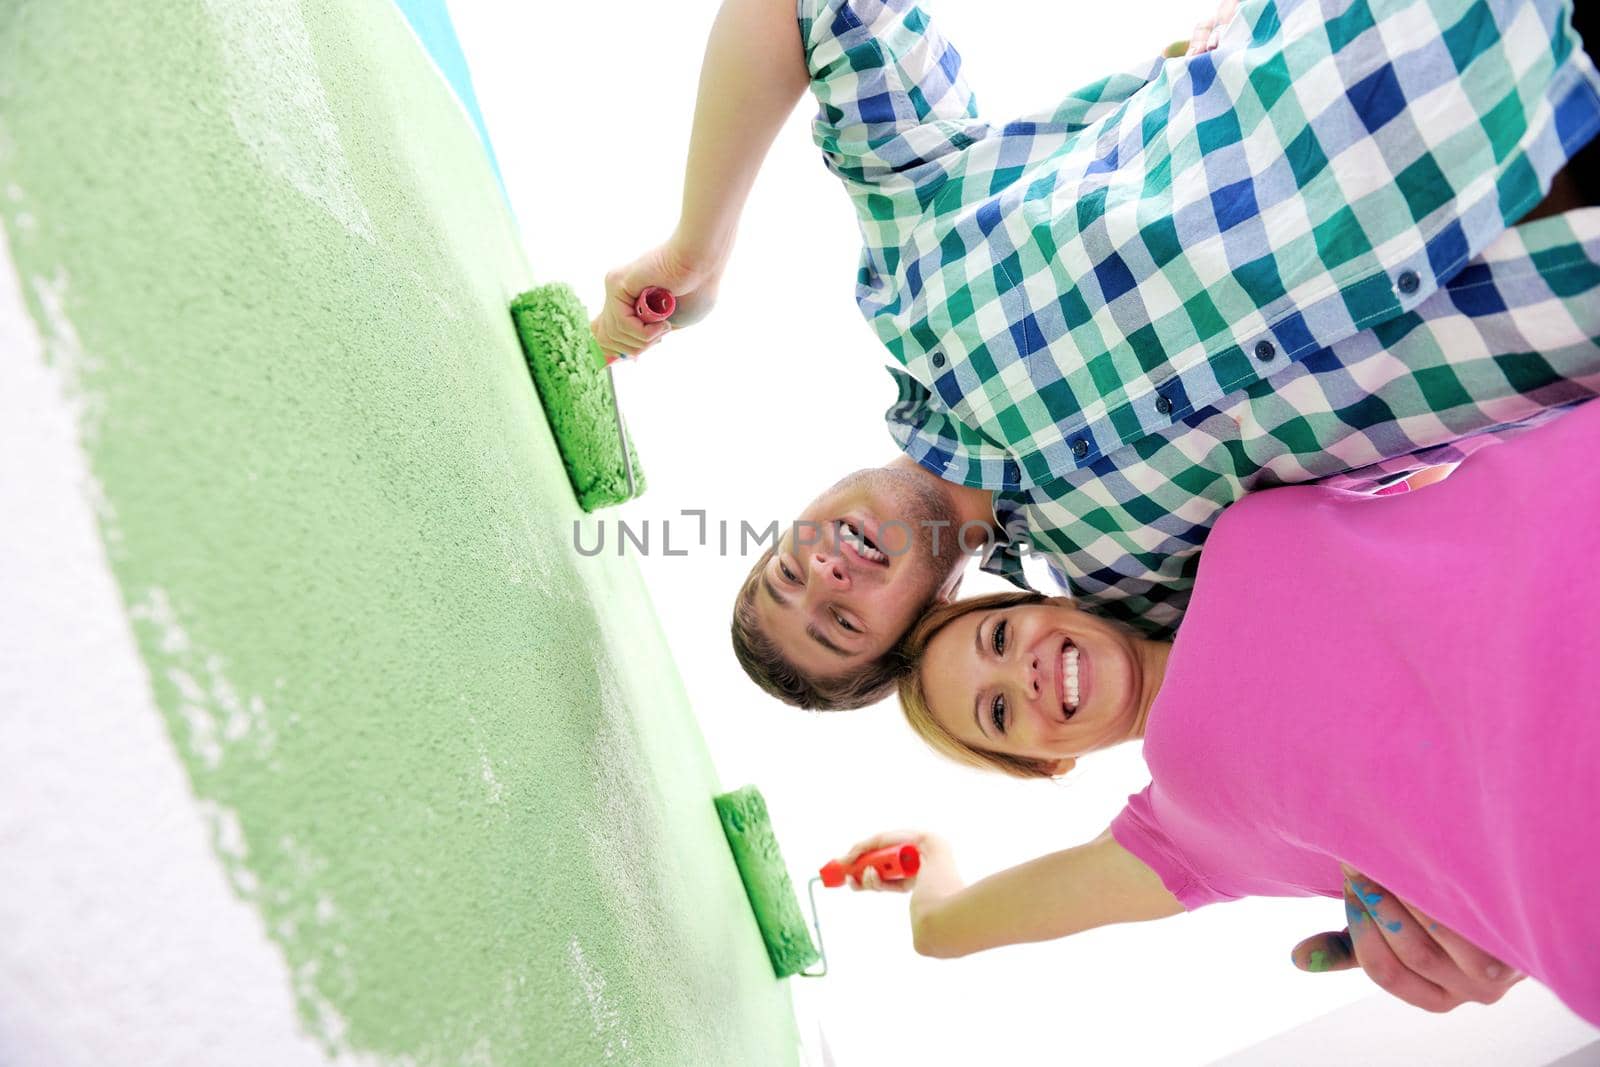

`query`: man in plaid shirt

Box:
[598,0,1598,699]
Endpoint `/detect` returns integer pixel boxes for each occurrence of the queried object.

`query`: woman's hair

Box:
[895,589,1064,780]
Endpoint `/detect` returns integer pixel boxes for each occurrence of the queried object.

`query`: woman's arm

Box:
[838,829,1184,959]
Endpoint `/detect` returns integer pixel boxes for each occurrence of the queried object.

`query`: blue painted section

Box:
[390,0,509,200]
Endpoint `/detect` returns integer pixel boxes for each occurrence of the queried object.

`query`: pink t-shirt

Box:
[1110,400,1600,1024]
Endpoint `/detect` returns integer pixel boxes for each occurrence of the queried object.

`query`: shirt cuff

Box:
[885,367,1019,489]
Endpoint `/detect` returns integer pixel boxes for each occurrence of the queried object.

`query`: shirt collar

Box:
[978,494,1037,592]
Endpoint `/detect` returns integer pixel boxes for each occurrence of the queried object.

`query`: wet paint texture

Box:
[0,1,795,1063]
[714,787,822,979]
[511,283,645,510]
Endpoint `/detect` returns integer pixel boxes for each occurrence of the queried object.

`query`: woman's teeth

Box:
[1061,644,1080,716]
[841,520,887,564]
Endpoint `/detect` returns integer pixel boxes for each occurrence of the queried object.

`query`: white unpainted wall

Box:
[0,236,373,1066]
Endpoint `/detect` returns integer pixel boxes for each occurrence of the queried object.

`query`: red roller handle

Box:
[605,287,677,365]
[818,844,921,889]
[635,287,676,323]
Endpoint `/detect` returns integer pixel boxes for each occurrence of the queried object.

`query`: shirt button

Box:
[1254,340,1276,362]
[1004,460,1019,482]
[1155,394,1173,414]
[1072,438,1090,460]
[1396,270,1420,295]
[931,351,946,368]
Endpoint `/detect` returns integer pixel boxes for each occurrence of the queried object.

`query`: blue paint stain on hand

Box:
[1345,877,1406,933]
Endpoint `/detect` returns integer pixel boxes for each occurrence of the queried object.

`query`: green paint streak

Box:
[1306,949,1332,973]
[715,787,821,979]
[0,1,796,1063]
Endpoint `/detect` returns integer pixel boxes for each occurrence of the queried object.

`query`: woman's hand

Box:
[590,237,724,359]
[1291,864,1523,1011]
[831,830,957,893]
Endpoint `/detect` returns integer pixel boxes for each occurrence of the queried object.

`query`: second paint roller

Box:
[714,786,920,978]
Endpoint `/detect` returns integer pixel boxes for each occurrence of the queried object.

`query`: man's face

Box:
[744,467,965,682]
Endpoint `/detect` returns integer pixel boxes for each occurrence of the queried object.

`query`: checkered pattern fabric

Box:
[800,0,1600,476]
[800,0,1600,633]
[982,209,1600,633]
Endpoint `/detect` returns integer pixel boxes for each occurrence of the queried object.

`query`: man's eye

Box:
[834,611,859,633]
[990,694,1007,734]
[779,560,799,583]
[992,619,1008,656]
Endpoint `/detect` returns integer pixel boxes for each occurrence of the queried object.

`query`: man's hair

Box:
[895,589,1062,779]
[729,550,902,711]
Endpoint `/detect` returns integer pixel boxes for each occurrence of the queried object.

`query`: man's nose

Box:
[810,550,850,589]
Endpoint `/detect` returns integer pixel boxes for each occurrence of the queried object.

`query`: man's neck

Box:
[887,454,997,530]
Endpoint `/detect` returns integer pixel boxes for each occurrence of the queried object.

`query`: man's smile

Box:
[837,517,890,569]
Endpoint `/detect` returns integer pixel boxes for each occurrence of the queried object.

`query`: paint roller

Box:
[714,785,920,978]
[590,287,675,498]
[507,284,675,511]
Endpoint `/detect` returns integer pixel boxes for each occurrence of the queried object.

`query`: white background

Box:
[451,2,1596,1063]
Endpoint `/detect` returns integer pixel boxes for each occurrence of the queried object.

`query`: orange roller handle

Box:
[818,843,921,888]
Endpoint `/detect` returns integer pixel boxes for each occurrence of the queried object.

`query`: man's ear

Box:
[1046,756,1076,778]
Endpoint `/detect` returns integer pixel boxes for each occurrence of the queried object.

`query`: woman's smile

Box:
[919,598,1162,767]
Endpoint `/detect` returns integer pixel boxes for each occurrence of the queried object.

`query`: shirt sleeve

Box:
[796,0,981,204]
[883,366,1018,488]
[1109,788,1227,911]
[795,0,1161,202]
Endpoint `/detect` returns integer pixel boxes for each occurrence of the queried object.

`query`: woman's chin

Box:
[1085,638,1139,738]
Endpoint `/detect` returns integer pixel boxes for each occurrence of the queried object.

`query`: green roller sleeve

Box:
[713,787,821,979]
[510,283,644,511]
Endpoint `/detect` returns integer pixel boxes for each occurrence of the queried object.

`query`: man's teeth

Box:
[841,521,886,563]
[1062,645,1080,714]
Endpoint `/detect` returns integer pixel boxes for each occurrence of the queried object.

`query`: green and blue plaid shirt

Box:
[800,0,1600,634]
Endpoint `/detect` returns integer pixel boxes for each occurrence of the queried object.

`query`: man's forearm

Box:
[674,0,810,267]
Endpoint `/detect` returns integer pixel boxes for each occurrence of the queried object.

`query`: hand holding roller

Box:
[819,843,922,888]
[509,284,646,511]
[592,286,675,497]
[712,785,929,980]
[602,287,677,368]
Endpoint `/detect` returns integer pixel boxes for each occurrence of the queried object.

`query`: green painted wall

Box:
[0,0,797,1062]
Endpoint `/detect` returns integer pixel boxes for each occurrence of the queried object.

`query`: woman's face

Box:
[918,599,1154,768]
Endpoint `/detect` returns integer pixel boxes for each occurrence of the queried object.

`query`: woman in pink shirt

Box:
[841,398,1600,1025]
